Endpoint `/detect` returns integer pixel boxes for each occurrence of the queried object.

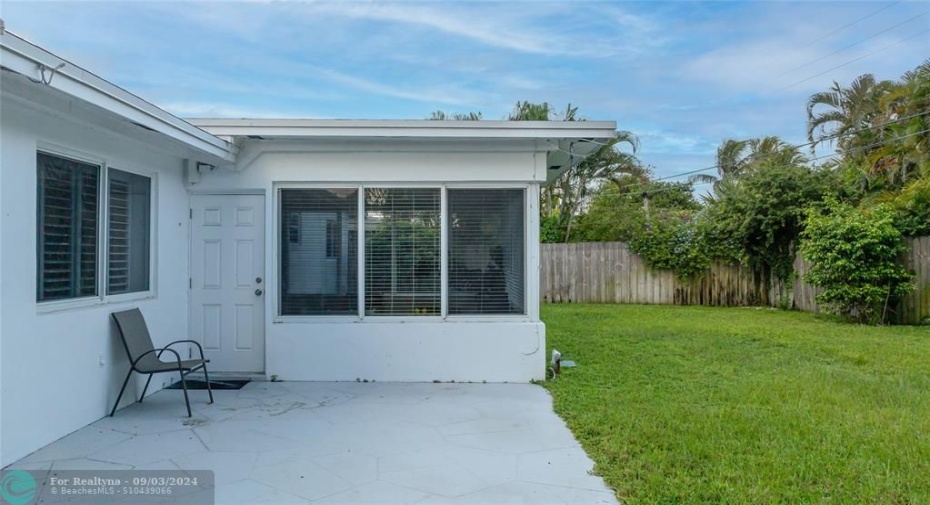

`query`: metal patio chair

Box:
[110,308,213,417]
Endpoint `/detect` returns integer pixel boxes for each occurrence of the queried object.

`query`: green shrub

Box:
[540,215,565,243]
[629,211,710,279]
[800,200,914,324]
[891,177,930,237]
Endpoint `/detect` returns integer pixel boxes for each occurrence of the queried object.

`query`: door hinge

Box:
[189,208,193,219]
[189,278,192,289]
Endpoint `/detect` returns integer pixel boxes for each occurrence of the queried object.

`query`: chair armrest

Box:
[163,340,208,360]
[133,347,182,369]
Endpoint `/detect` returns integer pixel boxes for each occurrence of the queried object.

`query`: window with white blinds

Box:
[364,188,440,316]
[277,185,527,318]
[280,189,359,316]
[107,169,151,295]
[36,152,99,302]
[448,189,525,315]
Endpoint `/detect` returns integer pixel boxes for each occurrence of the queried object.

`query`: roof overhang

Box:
[0,29,235,165]
[189,119,617,183]
[0,26,616,184]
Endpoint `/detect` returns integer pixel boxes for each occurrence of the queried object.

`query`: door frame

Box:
[189,189,267,373]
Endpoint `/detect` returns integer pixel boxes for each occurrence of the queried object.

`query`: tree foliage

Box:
[800,200,913,324]
[700,161,831,283]
[429,60,929,324]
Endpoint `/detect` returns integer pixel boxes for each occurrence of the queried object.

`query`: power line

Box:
[773,27,930,92]
[583,123,930,201]
[548,110,928,179]
[797,0,903,50]
[556,110,928,191]
[784,10,929,76]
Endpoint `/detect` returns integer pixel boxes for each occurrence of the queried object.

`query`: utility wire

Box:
[583,124,930,201]
[797,0,903,50]
[773,27,930,92]
[784,10,929,75]
[547,110,928,188]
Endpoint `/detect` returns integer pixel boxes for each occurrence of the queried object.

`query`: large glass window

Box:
[280,189,359,315]
[364,188,440,316]
[448,189,525,315]
[37,152,154,304]
[107,169,151,295]
[36,152,100,302]
[278,185,527,318]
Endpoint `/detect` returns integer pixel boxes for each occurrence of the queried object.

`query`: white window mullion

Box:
[526,184,540,322]
[357,186,366,319]
[440,186,449,319]
[98,163,109,301]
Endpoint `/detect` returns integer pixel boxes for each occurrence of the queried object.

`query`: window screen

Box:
[36,152,99,302]
[448,189,525,315]
[365,188,440,316]
[107,169,151,295]
[280,189,359,315]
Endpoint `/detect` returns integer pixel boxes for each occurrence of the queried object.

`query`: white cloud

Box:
[317,3,552,54]
[312,66,484,106]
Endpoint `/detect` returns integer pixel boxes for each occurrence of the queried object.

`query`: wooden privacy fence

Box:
[540,238,930,324]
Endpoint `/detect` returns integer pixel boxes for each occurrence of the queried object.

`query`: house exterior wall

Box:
[190,145,548,383]
[0,99,191,467]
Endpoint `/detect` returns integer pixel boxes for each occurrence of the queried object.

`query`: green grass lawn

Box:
[542,304,930,504]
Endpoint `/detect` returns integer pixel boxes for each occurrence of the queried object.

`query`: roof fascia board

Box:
[232,138,542,171]
[189,119,616,141]
[0,31,235,162]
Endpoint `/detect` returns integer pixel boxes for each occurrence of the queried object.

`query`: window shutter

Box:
[79,170,98,296]
[280,189,359,316]
[448,189,525,315]
[36,153,99,302]
[107,176,131,293]
[106,169,151,295]
[364,188,440,316]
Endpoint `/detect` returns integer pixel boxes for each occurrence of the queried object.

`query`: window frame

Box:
[274,182,531,323]
[445,186,528,318]
[278,186,361,318]
[36,144,157,314]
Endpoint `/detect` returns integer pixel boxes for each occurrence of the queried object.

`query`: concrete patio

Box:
[6,382,618,504]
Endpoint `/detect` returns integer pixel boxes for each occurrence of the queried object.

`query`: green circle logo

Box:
[0,470,36,505]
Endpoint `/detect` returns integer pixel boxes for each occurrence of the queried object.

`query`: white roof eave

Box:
[0,29,235,163]
[187,118,617,142]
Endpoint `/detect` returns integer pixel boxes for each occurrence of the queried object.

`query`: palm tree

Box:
[690,136,805,194]
[550,130,643,241]
[508,101,579,121]
[806,74,896,153]
[870,59,930,188]
[427,110,482,120]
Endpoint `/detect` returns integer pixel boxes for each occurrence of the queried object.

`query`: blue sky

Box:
[2,1,928,183]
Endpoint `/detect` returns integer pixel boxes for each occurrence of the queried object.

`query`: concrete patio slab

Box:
[5,382,618,504]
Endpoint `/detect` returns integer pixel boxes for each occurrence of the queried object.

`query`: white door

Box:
[190,194,265,373]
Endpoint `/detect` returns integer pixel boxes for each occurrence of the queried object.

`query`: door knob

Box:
[255,289,263,296]
[256,277,262,284]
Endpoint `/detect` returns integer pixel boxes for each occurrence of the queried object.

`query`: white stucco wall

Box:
[0,99,191,467]
[191,143,548,383]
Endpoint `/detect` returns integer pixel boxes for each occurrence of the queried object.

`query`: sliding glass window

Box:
[36,152,99,302]
[107,169,151,295]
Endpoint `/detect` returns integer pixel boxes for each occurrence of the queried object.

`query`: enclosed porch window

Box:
[278,185,526,318]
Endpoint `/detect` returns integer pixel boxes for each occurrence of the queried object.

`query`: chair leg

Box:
[202,365,214,404]
[110,370,133,417]
[179,370,192,417]
[139,373,154,403]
